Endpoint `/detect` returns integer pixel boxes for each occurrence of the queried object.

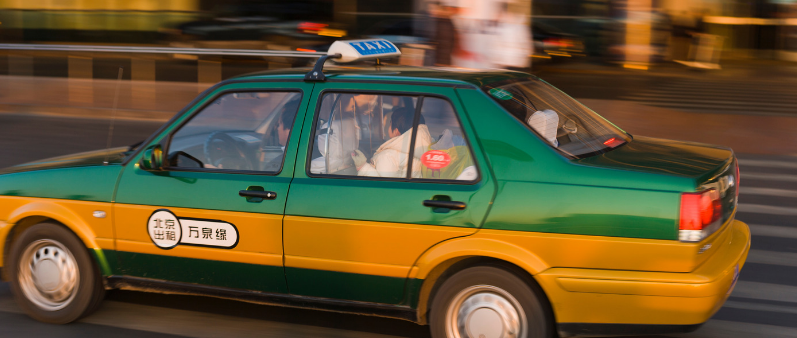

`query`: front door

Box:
[113,82,312,293]
[284,83,495,304]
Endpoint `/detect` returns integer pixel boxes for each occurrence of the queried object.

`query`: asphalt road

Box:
[0,114,796,338]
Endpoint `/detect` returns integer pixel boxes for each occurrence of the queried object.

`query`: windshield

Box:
[483,78,630,158]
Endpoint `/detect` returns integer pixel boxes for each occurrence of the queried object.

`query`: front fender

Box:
[7,201,100,250]
[0,197,115,276]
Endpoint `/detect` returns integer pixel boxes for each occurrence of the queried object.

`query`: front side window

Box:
[168,91,302,173]
[483,78,630,158]
[309,92,477,181]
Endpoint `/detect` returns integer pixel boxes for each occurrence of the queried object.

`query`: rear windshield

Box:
[483,78,630,158]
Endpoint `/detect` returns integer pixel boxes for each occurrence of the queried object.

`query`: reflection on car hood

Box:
[575,136,733,182]
[0,147,131,175]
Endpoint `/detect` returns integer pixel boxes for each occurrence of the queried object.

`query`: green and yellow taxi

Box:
[0,40,749,338]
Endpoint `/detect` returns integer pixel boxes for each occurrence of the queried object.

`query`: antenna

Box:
[103,67,123,165]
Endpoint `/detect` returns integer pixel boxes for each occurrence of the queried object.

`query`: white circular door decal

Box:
[147,209,239,250]
[147,209,182,249]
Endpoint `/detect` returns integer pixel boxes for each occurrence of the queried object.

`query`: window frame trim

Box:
[304,88,482,185]
[160,88,306,176]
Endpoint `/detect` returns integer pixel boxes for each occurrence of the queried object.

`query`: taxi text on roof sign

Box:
[349,40,397,55]
[327,39,401,63]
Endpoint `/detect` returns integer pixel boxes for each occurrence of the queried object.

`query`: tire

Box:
[429,265,553,338]
[8,222,105,324]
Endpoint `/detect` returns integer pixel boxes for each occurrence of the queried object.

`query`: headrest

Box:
[527,109,559,147]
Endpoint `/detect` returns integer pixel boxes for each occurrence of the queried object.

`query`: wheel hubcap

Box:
[18,239,79,311]
[446,285,526,338]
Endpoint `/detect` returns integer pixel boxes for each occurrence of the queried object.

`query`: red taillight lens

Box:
[298,22,328,33]
[603,137,625,148]
[544,38,573,48]
[679,193,703,231]
[702,189,721,225]
[679,189,722,241]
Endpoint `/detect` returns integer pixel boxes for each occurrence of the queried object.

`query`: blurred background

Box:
[0,1,796,338]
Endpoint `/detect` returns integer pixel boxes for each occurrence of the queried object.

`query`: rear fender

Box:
[409,236,550,324]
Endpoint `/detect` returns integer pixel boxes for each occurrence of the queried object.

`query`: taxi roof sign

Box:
[327,39,401,63]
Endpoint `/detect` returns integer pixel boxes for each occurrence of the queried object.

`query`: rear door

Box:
[284,82,495,304]
[113,82,313,293]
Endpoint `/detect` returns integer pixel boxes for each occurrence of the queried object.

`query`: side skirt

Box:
[557,323,704,337]
[106,276,418,323]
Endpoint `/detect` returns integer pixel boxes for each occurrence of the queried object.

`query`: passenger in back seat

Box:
[351,107,432,178]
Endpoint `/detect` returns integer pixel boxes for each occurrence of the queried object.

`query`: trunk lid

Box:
[576,136,734,184]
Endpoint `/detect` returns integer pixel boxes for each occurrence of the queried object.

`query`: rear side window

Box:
[309,92,477,181]
[414,97,477,181]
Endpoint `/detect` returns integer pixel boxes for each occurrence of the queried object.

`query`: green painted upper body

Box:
[0,66,735,240]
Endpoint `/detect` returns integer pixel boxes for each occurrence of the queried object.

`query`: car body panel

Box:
[455,87,699,240]
[283,81,496,304]
[111,81,315,293]
[0,196,115,274]
[539,220,749,326]
[575,136,733,183]
[0,147,128,176]
[0,165,122,202]
[483,181,681,239]
[284,215,474,304]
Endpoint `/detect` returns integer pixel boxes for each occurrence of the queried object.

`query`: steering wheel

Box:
[203,132,255,171]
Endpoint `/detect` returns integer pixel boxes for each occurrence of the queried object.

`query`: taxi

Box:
[0,40,749,338]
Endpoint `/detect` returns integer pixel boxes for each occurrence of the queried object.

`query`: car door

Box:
[113,82,313,293]
[284,82,496,304]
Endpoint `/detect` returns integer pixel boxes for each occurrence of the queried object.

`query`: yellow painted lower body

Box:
[536,220,750,325]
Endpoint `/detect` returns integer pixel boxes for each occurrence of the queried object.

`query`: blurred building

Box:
[0,0,201,43]
[0,0,792,66]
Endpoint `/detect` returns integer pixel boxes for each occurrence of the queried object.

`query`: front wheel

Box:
[8,222,104,324]
[430,265,552,338]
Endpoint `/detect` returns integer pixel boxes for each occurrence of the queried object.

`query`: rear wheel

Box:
[430,265,552,338]
[9,222,104,324]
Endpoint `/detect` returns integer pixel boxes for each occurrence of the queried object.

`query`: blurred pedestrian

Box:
[433,4,461,66]
[489,2,532,70]
[417,1,440,66]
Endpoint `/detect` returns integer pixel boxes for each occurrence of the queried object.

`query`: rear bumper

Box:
[537,220,750,337]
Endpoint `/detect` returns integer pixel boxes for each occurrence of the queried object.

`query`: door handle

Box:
[423,200,466,210]
[239,190,277,200]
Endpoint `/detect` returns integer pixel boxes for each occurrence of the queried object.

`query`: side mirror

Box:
[168,151,204,169]
[139,145,164,171]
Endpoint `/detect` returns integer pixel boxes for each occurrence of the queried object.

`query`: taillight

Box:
[298,22,328,34]
[679,189,722,242]
[543,38,573,48]
[603,137,625,148]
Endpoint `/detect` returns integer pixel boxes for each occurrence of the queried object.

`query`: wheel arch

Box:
[409,237,554,325]
[2,201,107,280]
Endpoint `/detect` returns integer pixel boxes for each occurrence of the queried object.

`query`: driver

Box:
[351,106,432,178]
[261,99,299,171]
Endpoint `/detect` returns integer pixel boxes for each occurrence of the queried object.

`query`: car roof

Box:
[230,65,533,88]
